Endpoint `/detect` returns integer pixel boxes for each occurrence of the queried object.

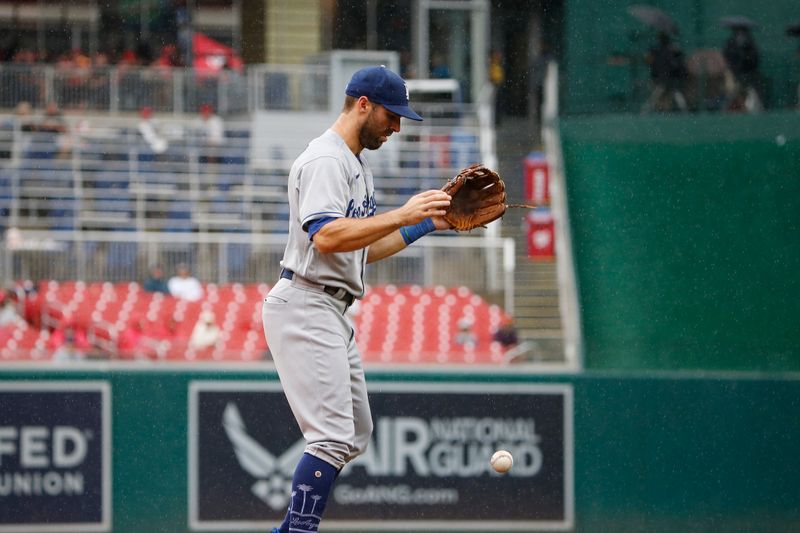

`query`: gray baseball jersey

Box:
[279,128,375,297]
[263,127,376,471]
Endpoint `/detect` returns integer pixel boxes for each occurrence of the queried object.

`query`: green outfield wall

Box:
[559,111,800,371]
[1,367,798,532]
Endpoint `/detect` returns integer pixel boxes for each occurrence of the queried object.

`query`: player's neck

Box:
[331,114,364,156]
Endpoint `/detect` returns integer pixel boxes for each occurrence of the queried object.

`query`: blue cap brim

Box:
[383,103,423,122]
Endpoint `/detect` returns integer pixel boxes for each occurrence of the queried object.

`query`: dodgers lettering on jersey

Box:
[279,129,375,297]
[346,191,377,219]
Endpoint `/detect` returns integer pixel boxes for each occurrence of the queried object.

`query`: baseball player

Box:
[262,66,451,533]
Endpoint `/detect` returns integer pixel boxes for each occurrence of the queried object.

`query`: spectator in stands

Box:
[189,310,221,350]
[50,324,89,362]
[0,279,40,328]
[3,101,35,158]
[137,106,168,156]
[431,52,451,79]
[115,49,140,109]
[11,48,37,64]
[52,339,85,361]
[642,32,689,113]
[118,316,163,359]
[38,101,72,158]
[12,101,35,130]
[19,280,40,329]
[399,49,417,79]
[118,316,146,357]
[168,263,203,301]
[39,101,67,133]
[454,318,477,349]
[0,289,24,327]
[92,51,110,68]
[9,49,41,105]
[143,264,170,294]
[56,49,92,109]
[149,45,180,108]
[489,49,506,125]
[493,318,536,363]
[492,318,519,348]
[88,52,111,108]
[528,41,555,124]
[723,25,763,112]
[154,44,181,68]
[197,103,225,164]
[119,49,139,66]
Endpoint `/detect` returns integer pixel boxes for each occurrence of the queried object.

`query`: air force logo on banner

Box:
[189,382,307,526]
[222,403,305,511]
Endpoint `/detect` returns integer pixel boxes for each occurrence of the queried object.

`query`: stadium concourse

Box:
[0,280,511,365]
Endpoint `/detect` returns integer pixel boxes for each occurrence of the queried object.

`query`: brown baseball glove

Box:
[442,164,534,231]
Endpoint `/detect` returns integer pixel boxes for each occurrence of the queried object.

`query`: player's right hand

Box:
[398,190,451,226]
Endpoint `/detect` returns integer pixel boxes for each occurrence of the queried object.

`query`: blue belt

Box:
[280,269,355,307]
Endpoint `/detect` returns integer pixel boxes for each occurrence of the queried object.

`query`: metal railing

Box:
[0,106,484,234]
[542,62,581,369]
[0,63,347,115]
[0,62,501,118]
[0,64,253,115]
[248,64,330,112]
[0,230,515,309]
[0,117,288,233]
[0,62,499,297]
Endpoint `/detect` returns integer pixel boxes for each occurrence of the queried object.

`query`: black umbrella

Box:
[787,22,800,37]
[628,4,678,34]
[721,16,758,29]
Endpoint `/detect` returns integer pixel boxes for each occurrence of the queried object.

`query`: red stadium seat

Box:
[354,284,511,365]
[3,281,511,364]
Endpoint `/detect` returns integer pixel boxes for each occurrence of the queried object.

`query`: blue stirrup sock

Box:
[400,217,436,245]
[275,453,338,533]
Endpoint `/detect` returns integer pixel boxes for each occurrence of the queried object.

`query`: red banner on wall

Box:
[523,152,550,206]
[527,208,555,261]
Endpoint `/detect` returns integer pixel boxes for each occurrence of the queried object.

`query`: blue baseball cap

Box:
[345,65,423,121]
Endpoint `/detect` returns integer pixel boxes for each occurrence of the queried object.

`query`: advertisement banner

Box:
[524,152,551,206]
[0,381,111,532]
[527,208,556,260]
[189,381,573,531]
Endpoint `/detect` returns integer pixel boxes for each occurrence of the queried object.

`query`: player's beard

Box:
[359,109,391,151]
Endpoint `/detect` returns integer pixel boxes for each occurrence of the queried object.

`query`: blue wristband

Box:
[400,217,436,245]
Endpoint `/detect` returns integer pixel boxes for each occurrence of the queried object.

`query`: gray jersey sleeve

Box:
[297,156,350,232]
[280,129,372,296]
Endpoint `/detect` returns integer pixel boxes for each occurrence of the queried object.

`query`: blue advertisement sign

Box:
[0,382,111,532]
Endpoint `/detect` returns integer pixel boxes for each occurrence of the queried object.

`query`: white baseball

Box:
[490,450,513,473]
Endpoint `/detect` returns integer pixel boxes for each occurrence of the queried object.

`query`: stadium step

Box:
[495,117,564,362]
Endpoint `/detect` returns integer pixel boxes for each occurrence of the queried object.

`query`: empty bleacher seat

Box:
[3,280,510,364]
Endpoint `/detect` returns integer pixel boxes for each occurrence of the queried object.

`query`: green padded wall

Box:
[1,369,799,532]
[563,0,800,114]
[560,111,800,370]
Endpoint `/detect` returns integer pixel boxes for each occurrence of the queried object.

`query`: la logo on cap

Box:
[344,65,423,121]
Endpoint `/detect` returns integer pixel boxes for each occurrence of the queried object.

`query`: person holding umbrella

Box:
[788,21,800,109]
[722,16,763,112]
[642,31,689,113]
[628,5,688,113]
